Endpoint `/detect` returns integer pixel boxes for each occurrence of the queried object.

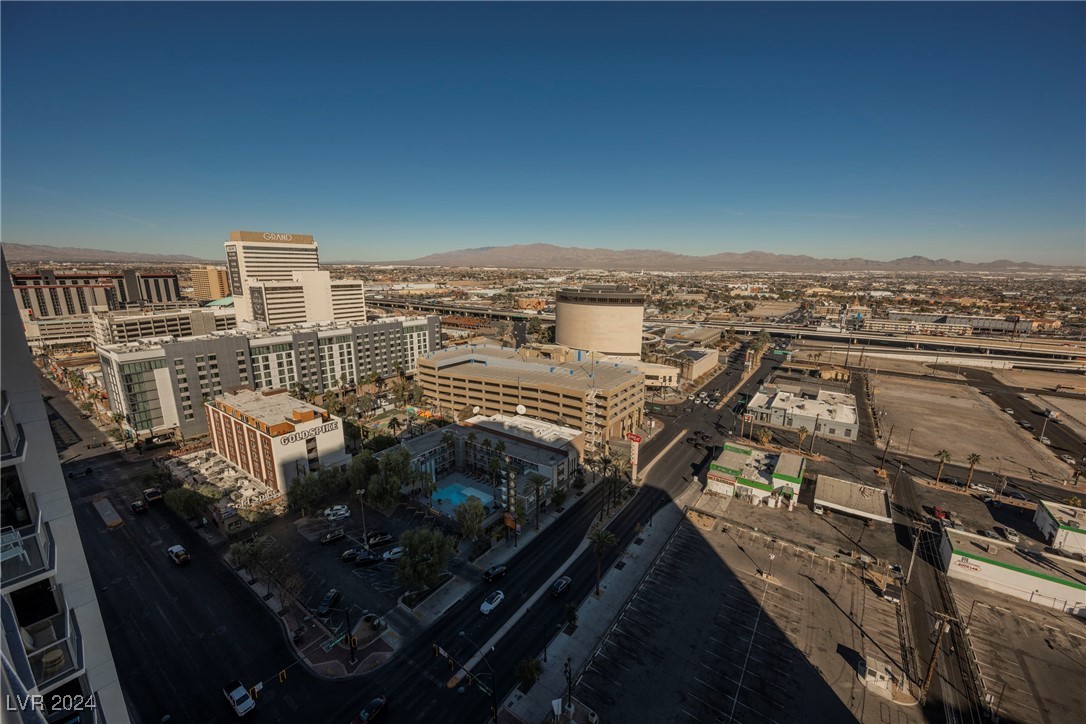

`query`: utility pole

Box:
[808,414,821,455]
[920,612,956,702]
[906,521,928,585]
[879,424,895,475]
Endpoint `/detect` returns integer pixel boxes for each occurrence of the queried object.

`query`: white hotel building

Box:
[207,390,349,495]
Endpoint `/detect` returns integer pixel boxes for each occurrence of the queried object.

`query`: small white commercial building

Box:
[706,442,806,504]
[812,475,893,524]
[1034,499,1086,556]
[939,529,1086,617]
[206,389,349,496]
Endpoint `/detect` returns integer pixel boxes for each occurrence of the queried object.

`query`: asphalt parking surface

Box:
[954,579,1086,724]
[572,516,918,723]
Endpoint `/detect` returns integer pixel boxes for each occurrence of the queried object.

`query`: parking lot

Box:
[953,579,1086,724]
[573,518,918,723]
[258,499,465,638]
[906,480,1045,551]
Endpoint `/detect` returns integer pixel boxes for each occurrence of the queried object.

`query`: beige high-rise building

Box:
[191,265,231,301]
[224,231,320,322]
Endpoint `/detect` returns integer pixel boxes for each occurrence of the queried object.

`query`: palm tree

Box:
[387,417,403,437]
[466,431,478,472]
[589,528,617,596]
[488,456,502,498]
[934,449,952,484]
[528,473,548,530]
[966,453,982,487]
[796,426,809,451]
[110,411,126,440]
[481,439,493,474]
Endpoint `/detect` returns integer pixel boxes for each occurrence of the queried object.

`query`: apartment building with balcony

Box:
[1,254,126,722]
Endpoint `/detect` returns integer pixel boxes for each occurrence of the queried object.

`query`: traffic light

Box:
[278,670,287,683]
[433,644,439,658]
[351,636,358,648]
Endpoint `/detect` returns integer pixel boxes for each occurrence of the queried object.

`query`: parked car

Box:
[813,504,825,516]
[320,529,345,545]
[979,495,994,505]
[315,588,340,617]
[366,532,394,548]
[970,482,996,495]
[483,564,508,582]
[551,576,571,597]
[480,590,505,615]
[353,695,388,723]
[130,500,148,514]
[143,487,164,503]
[1038,436,1051,446]
[1004,408,1014,414]
[382,546,405,561]
[1007,491,1030,501]
[939,476,963,488]
[223,680,255,717]
[322,505,351,521]
[166,545,190,565]
[355,552,382,566]
[933,506,948,520]
[1058,454,1076,464]
[151,435,171,444]
[980,530,1000,540]
[1002,528,1020,543]
[342,548,364,563]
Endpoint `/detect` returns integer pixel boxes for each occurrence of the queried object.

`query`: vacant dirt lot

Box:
[871,376,1067,482]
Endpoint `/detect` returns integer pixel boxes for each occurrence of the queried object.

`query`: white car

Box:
[382,546,404,561]
[223,680,255,717]
[166,545,190,565]
[322,505,351,521]
[970,483,995,495]
[813,504,824,515]
[1059,454,1076,465]
[480,590,505,615]
[1002,528,1020,543]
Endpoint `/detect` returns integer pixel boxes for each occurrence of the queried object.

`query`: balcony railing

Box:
[26,605,83,693]
[1,422,27,467]
[1,502,56,591]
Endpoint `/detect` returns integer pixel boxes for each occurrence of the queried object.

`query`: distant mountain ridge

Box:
[1,241,1062,271]
[380,244,1056,271]
[1,242,210,264]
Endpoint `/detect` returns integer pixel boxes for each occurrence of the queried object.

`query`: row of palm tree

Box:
[933,450,984,486]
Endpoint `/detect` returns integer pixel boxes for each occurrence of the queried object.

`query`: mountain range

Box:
[381,244,1054,271]
[1,243,210,264]
[1,241,1061,271]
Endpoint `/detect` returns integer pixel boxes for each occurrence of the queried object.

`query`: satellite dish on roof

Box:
[473,406,480,414]
[516,404,527,415]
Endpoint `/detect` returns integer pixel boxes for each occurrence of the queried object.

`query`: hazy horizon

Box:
[2,3,1083,266]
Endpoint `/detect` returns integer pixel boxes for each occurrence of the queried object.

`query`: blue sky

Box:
[2,2,1083,265]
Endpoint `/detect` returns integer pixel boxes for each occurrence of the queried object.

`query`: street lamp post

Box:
[460,631,497,723]
[563,657,573,712]
[357,488,369,545]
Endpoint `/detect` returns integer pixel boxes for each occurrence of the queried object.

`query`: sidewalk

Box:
[499,477,704,724]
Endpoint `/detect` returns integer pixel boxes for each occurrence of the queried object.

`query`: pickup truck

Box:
[223,680,255,717]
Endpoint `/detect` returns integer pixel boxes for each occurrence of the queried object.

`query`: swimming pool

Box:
[436,482,494,511]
